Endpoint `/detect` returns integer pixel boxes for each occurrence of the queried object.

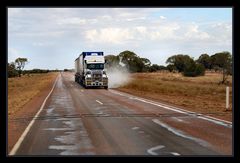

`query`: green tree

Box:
[15,58,28,77]
[183,59,205,77]
[166,64,176,72]
[197,54,211,69]
[150,64,160,72]
[166,54,193,72]
[210,51,232,84]
[105,55,120,69]
[149,64,166,72]
[119,50,144,72]
[140,57,151,72]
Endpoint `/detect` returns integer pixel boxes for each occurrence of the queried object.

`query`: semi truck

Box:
[75,52,108,89]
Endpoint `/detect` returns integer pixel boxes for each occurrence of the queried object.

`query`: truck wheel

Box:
[104,86,108,89]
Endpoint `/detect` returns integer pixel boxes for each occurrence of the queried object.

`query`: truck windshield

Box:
[87,64,104,70]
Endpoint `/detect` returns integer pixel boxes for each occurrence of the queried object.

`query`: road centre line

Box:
[9,74,59,155]
[96,100,103,105]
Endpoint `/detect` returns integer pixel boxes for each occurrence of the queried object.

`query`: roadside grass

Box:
[116,72,232,120]
[8,72,58,115]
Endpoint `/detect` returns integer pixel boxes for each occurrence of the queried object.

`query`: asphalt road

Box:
[11,72,232,156]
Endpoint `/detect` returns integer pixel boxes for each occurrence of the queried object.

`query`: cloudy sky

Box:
[8,8,232,70]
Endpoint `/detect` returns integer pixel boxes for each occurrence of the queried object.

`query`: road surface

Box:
[9,72,232,156]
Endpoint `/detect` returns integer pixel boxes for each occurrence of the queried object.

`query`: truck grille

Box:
[93,74,102,81]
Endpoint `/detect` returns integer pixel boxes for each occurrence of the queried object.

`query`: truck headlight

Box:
[102,74,107,78]
[86,74,92,78]
[86,74,92,80]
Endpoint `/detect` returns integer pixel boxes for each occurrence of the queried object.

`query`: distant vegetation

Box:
[8,58,62,78]
[15,58,28,77]
[105,50,232,84]
[8,50,232,85]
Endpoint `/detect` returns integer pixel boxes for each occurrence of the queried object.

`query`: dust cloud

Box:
[106,67,131,88]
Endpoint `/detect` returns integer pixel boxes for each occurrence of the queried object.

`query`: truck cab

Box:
[75,52,108,89]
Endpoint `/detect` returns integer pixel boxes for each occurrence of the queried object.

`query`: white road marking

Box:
[171,117,183,122]
[97,111,104,115]
[96,100,103,105]
[147,145,165,155]
[49,145,76,150]
[9,74,60,155]
[152,119,209,147]
[109,90,232,128]
[43,128,71,131]
[132,127,140,130]
[171,152,180,156]
[198,116,232,128]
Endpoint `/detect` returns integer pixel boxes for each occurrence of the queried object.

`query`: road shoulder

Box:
[8,73,58,153]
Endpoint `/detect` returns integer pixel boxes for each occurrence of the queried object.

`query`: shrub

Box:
[183,60,205,77]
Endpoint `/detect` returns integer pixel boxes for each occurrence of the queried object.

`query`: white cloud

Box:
[100,15,112,20]
[57,17,86,25]
[32,41,54,47]
[135,26,147,34]
[126,17,146,21]
[208,22,232,44]
[184,24,210,40]
[85,28,133,44]
[84,21,218,45]
[160,16,166,20]
[14,31,65,38]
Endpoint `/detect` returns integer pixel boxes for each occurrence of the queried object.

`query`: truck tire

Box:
[104,86,108,89]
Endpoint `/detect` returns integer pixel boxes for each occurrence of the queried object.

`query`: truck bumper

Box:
[85,81,108,87]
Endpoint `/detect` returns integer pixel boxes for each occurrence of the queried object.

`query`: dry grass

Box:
[116,72,232,121]
[8,72,58,115]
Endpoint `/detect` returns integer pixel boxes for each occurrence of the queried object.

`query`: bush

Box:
[8,69,18,78]
[183,61,205,77]
[166,64,176,72]
[8,63,18,78]
[195,64,205,76]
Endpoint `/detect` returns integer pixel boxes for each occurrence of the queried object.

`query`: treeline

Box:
[105,50,167,73]
[8,58,61,78]
[166,52,232,82]
[105,50,232,83]
[8,66,60,78]
[23,69,50,74]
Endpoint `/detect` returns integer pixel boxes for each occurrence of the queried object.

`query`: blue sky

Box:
[8,8,232,70]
